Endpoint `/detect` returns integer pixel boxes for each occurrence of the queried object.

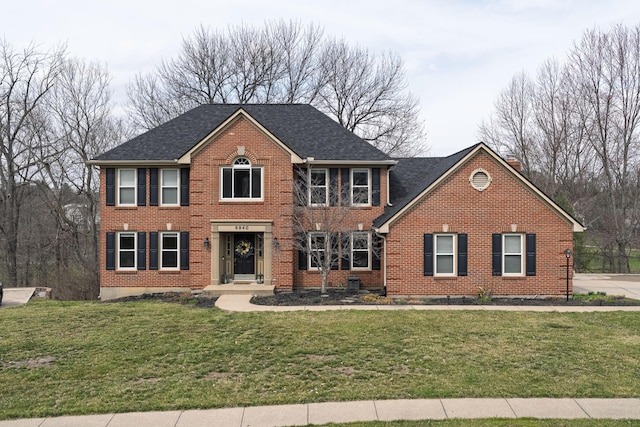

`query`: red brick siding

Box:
[99,170,191,290]
[385,151,574,296]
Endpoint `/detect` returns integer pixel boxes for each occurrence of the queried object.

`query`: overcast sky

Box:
[3,0,639,156]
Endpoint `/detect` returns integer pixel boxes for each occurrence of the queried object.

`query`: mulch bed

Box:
[251,289,640,306]
[103,290,640,308]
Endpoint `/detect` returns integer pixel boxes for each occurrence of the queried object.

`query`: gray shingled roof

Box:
[94,104,391,162]
[373,145,479,228]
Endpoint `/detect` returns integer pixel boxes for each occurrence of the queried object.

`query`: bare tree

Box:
[317,40,424,156]
[479,72,537,173]
[292,167,380,293]
[0,40,65,287]
[41,58,123,298]
[480,23,640,273]
[126,21,427,156]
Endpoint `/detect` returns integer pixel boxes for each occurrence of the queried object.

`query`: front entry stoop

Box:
[203,284,275,297]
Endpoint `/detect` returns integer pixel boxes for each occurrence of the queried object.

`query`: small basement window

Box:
[469,169,492,191]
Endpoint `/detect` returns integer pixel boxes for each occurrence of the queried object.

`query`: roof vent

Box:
[470,169,492,191]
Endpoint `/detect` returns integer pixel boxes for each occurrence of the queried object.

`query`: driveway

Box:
[573,274,640,299]
[0,287,35,308]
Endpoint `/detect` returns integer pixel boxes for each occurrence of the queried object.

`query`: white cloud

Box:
[2,0,640,155]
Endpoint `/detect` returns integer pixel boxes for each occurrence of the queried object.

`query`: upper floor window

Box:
[309,169,328,206]
[351,169,370,206]
[221,157,262,200]
[118,169,136,206]
[161,169,179,206]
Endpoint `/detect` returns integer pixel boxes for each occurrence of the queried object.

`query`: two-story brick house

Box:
[92,104,584,300]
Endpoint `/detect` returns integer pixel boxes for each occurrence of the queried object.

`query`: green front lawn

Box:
[0,300,639,419]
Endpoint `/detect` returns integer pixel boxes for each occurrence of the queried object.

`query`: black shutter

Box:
[106,232,115,270]
[526,233,536,276]
[330,232,339,270]
[372,234,382,270]
[492,234,502,276]
[137,232,146,270]
[341,168,350,206]
[329,168,339,206]
[372,168,381,206]
[137,168,146,206]
[149,232,158,270]
[296,169,308,206]
[341,232,351,270]
[423,234,433,276]
[298,234,307,270]
[180,231,189,270]
[223,168,232,198]
[180,168,190,206]
[251,168,261,199]
[106,168,115,206]
[457,234,468,276]
[149,168,158,206]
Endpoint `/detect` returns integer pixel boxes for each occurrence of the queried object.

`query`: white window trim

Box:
[160,169,180,206]
[503,233,524,276]
[308,232,327,269]
[160,231,180,270]
[351,232,371,270]
[351,168,371,206]
[117,169,136,206]
[309,168,329,206]
[434,234,456,276]
[117,232,136,270]
[220,158,264,202]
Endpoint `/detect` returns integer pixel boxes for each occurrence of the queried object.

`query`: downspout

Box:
[374,230,387,296]
[386,167,393,206]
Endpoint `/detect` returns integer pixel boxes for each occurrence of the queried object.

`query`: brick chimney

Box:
[506,155,522,172]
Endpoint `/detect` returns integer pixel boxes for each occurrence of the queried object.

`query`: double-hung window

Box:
[434,234,455,276]
[424,233,467,277]
[161,169,179,206]
[309,232,326,269]
[221,157,262,200]
[160,232,179,269]
[118,169,136,206]
[503,234,523,275]
[309,169,328,206]
[351,232,370,269]
[118,232,136,270]
[351,169,370,206]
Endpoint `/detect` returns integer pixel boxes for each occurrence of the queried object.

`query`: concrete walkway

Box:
[1,398,639,426]
[0,288,35,308]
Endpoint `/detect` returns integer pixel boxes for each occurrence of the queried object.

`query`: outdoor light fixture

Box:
[273,237,280,251]
[204,237,210,249]
[564,248,572,301]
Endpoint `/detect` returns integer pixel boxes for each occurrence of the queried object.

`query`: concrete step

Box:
[203,284,275,297]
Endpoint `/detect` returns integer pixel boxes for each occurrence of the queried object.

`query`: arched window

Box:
[221,157,262,200]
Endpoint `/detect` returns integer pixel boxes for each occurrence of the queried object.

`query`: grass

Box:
[0,300,639,420]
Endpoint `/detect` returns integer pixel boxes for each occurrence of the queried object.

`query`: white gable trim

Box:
[177,108,304,164]
[376,143,585,233]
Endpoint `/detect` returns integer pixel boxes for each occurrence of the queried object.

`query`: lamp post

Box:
[564,248,572,301]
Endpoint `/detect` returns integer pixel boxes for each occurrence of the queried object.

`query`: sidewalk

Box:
[214,293,640,312]
[1,398,639,426]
